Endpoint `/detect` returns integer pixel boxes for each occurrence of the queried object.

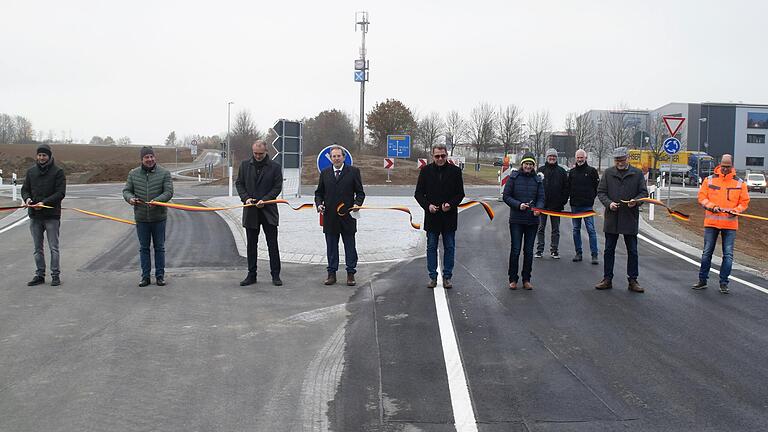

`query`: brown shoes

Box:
[595,278,613,290]
[347,273,356,286]
[443,278,453,289]
[509,281,517,290]
[628,279,644,293]
[324,273,336,285]
[522,281,533,290]
[427,279,437,289]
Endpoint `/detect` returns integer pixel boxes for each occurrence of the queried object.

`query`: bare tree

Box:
[466,102,496,166]
[230,110,264,161]
[590,113,610,172]
[116,136,132,146]
[14,116,34,143]
[527,110,552,159]
[570,110,595,151]
[444,110,466,155]
[0,114,17,144]
[416,112,444,153]
[605,109,631,149]
[498,104,524,156]
[647,114,671,179]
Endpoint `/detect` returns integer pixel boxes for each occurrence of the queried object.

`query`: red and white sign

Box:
[662,116,686,137]
[417,158,428,169]
[384,158,395,169]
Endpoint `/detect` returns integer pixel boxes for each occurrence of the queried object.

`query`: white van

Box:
[746,173,766,193]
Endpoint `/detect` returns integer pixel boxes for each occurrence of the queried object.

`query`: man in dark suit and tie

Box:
[314,146,365,286]
[235,140,283,286]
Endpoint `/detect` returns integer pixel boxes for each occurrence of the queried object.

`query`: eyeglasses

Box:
[433,154,447,159]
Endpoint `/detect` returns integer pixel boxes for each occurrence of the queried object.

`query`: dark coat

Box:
[21,159,66,220]
[122,165,174,223]
[314,164,365,234]
[537,162,569,210]
[503,169,545,225]
[597,165,649,235]
[235,157,283,228]
[414,162,465,233]
[568,162,600,208]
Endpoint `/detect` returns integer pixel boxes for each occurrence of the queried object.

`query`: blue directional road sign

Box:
[317,145,353,173]
[663,137,681,155]
[354,71,366,82]
[386,135,411,158]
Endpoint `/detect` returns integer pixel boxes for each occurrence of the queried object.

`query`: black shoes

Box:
[51,276,61,286]
[692,280,707,290]
[591,255,599,265]
[156,277,166,286]
[272,277,283,286]
[551,251,560,259]
[534,252,543,259]
[573,253,583,262]
[719,283,730,294]
[443,278,453,289]
[240,274,257,286]
[27,276,45,286]
[139,278,151,287]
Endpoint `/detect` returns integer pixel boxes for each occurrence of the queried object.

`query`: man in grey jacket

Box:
[122,146,174,287]
[595,147,648,293]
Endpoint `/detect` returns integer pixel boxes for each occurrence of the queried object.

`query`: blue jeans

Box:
[427,230,456,280]
[571,206,598,256]
[509,223,537,283]
[136,220,166,279]
[29,218,61,277]
[325,231,358,274]
[603,233,638,281]
[699,227,736,285]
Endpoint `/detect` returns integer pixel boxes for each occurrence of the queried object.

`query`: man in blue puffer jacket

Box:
[503,152,545,290]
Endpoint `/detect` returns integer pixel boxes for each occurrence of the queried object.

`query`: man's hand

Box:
[711,206,721,213]
[429,204,439,214]
[25,198,32,206]
[129,197,140,206]
[317,204,325,213]
[609,202,619,211]
[627,200,637,208]
[533,210,541,216]
[255,200,265,208]
[441,203,451,212]
[245,198,257,205]
[519,203,530,211]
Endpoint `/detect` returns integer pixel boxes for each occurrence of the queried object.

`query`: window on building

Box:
[745,157,765,167]
[747,134,766,143]
[747,112,768,129]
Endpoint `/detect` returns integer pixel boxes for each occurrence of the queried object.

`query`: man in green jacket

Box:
[122,146,174,287]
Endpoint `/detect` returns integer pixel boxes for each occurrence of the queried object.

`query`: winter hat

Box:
[36,143,52,157]
[545,148,558,157]
[140,146,155,158]
[520,152,536,166]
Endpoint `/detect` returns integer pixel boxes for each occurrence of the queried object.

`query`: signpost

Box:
[384,158,394,183]
[386,135,411,158]
[417,158,428,169]
[12,173,18,201]
[272,119,303,198]
[663,137,682,206]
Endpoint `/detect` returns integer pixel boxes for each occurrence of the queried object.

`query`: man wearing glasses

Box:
[414,144,465,288]
[235,140,283,286]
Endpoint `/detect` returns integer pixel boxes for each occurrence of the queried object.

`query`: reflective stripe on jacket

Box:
[697,165,750,230]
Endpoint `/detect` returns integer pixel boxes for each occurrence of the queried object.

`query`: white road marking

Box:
[434,260,478,432]
[638,233,768,295]
[0,216,29,234]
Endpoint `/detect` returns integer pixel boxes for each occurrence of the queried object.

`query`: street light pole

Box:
[227,101,234,197]
[698,118,707,182]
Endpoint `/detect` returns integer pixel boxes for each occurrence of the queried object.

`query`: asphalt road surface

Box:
[1,183,767,431]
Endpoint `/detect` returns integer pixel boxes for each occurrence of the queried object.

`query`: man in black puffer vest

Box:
[536,148,569,259]
[21,144,67,287]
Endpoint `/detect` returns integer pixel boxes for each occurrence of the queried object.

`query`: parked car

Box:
[746,173,766,193]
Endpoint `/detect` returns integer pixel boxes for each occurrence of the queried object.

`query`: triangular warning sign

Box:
[662,116,686,137]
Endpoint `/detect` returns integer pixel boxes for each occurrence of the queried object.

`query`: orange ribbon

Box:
[336,200,495,230]
[622,198,690,221]
[532,208,597,219]
[148,199,315,212]
[0,204,135,225]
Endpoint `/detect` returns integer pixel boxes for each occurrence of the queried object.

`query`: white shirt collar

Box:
[334,164,344,172]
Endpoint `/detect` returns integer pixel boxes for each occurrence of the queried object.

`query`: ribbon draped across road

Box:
[336,200,495,230]
[0,204,136,225]
[147,199,316,212]
[621,198,691,221]
[532,208,597,219]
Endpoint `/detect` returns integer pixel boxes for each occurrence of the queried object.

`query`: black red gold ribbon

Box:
[148,199,315,212]
[532,208,597,219]
[621,198,690,221]
[336,200,495,230]
[703,207,768,222]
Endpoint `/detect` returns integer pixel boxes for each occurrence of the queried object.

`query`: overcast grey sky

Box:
[2,0,766,145]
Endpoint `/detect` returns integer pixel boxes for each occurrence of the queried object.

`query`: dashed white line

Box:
[433,260,478,432]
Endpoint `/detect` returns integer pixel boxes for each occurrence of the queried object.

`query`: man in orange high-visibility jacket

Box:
[693,154,750,294]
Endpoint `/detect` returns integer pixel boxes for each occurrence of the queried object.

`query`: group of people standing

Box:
[18,141,751,295]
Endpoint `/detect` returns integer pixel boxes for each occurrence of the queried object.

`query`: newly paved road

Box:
[1,182,767,431]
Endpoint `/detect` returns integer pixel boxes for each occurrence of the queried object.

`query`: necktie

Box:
[335,170,340,180]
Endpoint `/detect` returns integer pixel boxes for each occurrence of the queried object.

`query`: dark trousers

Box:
[136,220,166,279]
[509,223,538,283]
[603,233,639,281]
[29,218,61,277]
[325,231,357,274]
[245,223,281,278]
[536,214,560,254]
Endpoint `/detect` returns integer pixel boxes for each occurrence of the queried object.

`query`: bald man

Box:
[567,149,600,264]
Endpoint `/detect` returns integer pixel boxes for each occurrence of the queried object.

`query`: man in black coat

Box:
[595,147,649,293]
[536,148,569,259]
[414,144,465,289]
[314,146,365,286]
[235,140,283,286]
[21,143,67,287]
[568,149,600,264]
